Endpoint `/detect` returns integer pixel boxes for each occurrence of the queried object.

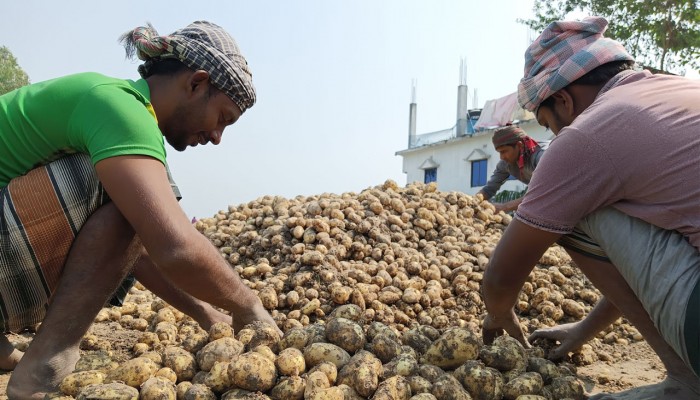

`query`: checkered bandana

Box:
[121,21,256,113]
[517,16,633,112]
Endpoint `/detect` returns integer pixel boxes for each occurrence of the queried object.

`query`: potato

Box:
[156,322,179,342]
[181,331,209,354]
[546,376,585,400]
[329,304,363,321]
[336,384,364,400]
[59,370,106,396]
[303,342,351,369]
[141,351,164,367]
[253,345,277,362]
[527,358,560,384]
[337,350,383,398]
[270,375,305,400]
[421,328,480,369]
[455,360,503,400]
[402,329,433,355]
[407,375,432,394]
[383,353,418,379]
[156,367,178,384]
[417,364,445,383]
[373,375,411,400]
[196,337,244,372]
[431,373,472,400]
[75,382,139,400]
[503,372,544,400]
[240,321,281,350]
[514,396,547,400]
[278,328,309,351]
[367,333,403,363]
[228,351,278,392]
[324,317,365,353]
[275,347,306,376]
[163,346,198,382]
[140,376,177,400]
[203,361,231,393]
[304,370,330,399]
[184,383,217,400]
[176,381,193,400]
[308,361,337,385]
[104,357,158,387]
[410,394,438,400]
[209,322,234,341]
[479,336,527,372]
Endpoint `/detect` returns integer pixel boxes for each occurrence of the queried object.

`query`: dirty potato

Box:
[228,351,278,392]
[275,347,306,376]
[196,337,244,372]
[421,328,480,369]
[163,346,198,382]
[59,370,106,396]
[104,357,159,387]
[324,317,366,353]
[75,382,139,400]
[303,342,351,369]
[140,376,177,400]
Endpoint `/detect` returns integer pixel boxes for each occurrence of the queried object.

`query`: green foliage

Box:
[0,46,30,95]
[521,0,700,74]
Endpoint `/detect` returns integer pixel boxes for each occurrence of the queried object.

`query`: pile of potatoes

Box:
[52,181,643,398]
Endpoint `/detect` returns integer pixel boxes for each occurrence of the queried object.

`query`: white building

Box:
[396,73,553,196]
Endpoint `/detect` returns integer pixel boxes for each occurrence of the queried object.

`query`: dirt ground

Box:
[0,321,665,399]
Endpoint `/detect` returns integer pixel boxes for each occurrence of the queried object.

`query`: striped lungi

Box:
[0,153,180,332]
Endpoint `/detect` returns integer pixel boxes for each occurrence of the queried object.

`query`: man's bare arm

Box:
[96,155,275,330]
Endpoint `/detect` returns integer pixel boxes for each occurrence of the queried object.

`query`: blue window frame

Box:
[424,168,437,184]
[471,159,487,187]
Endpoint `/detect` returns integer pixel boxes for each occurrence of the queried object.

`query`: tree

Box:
[0,46,30,95]
[521,0,700,74]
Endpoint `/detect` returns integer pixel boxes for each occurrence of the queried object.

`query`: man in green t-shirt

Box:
[0,21,277,398]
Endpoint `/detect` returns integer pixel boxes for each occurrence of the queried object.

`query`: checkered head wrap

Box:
[517,16,633,112]
[120,21,256,113]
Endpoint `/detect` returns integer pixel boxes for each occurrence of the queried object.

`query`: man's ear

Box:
[187,70,211,95]
[551,88,575,119]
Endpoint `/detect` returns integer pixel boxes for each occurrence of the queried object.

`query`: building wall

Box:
[399,120,552,195]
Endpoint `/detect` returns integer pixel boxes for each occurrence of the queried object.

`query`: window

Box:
[471,159,487,187]
[424,168,437,184]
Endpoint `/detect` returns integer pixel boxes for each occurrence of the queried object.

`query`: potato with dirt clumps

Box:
[196,336,244,371]
[431,373,472,400]
[76,382,139,400]
[184,383,217,399]
[373,375,411,399]
[383,353,419,379]
[140,376,177,400]
[407,375,432,394]
[275,347,306,376]
[514,396,547,400]
[527,358,560,384]
[104,356,159,387]
[454,360,504,400]
[411,394,438,400]
[277,328,309,351]
[303,342,351,369]
[203,361,232,392]
[163,346,198,382]
[337,350,383,398]
[304,370,331,398]
[308,361,338,384]
[59,370,106,396]
[368,332,403,363]
[479,335,527,372]
[228,351,278,392]
[270,375,305,400]
[546,375,585,400]
[176,381,193,399]
[421,328,480,369]
[241,321,281,349]
[209,321,234,341]
[503,372,544,400]
[324,317,366,353]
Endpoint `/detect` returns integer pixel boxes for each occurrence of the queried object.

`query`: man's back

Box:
[0,73,165,187]
[519,70,700,248]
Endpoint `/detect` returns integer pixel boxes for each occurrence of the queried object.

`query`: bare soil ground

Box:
[0,320,665,399]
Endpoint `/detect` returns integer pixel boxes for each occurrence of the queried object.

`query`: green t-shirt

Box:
[0,72,166,188]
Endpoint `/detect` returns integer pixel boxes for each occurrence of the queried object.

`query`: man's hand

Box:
[493,202,507,214]
[529,322,586,360]
[482,309,530,348]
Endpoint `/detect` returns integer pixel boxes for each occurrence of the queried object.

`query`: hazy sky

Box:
[1,0,536,218]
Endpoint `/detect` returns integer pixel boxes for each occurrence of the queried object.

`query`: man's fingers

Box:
[528,328,556,342]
